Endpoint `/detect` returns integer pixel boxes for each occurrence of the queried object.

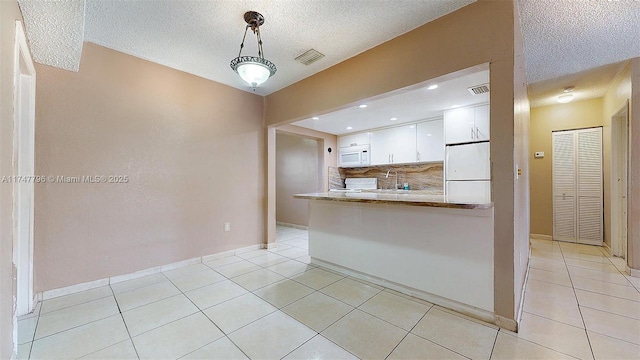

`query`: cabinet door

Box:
[417,119,444,162]
[474,105,490,141]
[338,132,370,148]
[370,128,393,165]
[370,126,417,165]
[444,107,474,144]
[389,125,417,164]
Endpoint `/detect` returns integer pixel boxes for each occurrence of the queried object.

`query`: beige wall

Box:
[275,133,322,227]
[34,43,265,291]
[265,0,523,323]
[1,2,26,357]
[529,98,605,239]
[276,124,338,190]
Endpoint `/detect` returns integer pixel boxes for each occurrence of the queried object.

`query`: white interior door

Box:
[552,128,603,245]
[14,21,36,317]
[553,132,577,242]
[611,106,629,258]
[576,128,603,245]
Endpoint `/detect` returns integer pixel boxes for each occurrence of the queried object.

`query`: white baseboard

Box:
[630,267,640,278]
[311,257,508,329]
[602,242,613,256]
[530,234,552,241]
[43,278,110,300]
[276,221,308,230]
[40,242,264,301]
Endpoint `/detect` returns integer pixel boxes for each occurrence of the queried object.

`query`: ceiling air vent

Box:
[468,83,490,95]
[295,49,325,65]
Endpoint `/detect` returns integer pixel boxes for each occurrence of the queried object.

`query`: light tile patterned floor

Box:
[16,227,640,359]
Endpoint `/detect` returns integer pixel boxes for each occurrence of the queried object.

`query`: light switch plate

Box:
[224,222,231,232]
[534,151,544,158]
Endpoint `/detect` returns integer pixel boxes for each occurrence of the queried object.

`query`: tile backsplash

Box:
[329,162,444,194]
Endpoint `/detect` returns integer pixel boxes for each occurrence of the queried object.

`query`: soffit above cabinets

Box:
[292,68,489,135]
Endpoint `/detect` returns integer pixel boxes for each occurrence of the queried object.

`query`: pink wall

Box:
[276,133,322,226]
[34,43,265,292]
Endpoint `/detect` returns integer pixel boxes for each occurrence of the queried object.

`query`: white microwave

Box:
[339,145,370,167]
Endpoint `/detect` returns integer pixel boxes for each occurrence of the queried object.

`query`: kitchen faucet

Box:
[385,169,399,190]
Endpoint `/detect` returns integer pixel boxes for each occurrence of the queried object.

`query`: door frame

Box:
[610,102,629,258]
[12,20,36,317]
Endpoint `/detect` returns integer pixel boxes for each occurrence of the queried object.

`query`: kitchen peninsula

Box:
[294,191,495,322]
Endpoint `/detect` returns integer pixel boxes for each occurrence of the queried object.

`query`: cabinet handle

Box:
[417,151,420,161]
[476,126,480,139]
[471,127,475,140]
[388,154,391,163]
[392,154,394,163]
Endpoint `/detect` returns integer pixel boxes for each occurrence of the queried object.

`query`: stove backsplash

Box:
[329,162,443,194]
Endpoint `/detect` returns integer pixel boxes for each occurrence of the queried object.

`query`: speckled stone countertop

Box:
[294,191,493,209]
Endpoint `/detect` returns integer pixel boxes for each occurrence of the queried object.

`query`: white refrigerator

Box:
[445,142,491,203]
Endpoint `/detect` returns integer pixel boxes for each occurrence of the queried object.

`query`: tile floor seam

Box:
[496,330,584,360]
[558,243,597,360]
[31,305,122,343]
[577,303,640,321]
[111,273,173,297]
[487,328,499,360]
[521,310,585,330]
[573,286,640,303]
[401,306,473,360]
[116,289,183,314]
[107,284,141,360]
[382,305,427,360]
[39,292,114,316]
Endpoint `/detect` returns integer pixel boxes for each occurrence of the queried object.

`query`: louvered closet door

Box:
[576,128,603,245]
[553,132,577,242]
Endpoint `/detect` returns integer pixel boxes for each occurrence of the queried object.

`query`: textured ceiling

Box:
[18,0,640,103]
[17,0,85,72]
[519,0,640,107]
[83,0,475,96]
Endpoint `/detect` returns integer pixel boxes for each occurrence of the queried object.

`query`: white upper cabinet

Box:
[338,132,370,148]
[416,119,444,162]
[370,125,417,165]
[474,105,490,141]
[444,104,490,144]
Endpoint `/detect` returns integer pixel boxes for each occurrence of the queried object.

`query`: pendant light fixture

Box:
[230,11,277,90]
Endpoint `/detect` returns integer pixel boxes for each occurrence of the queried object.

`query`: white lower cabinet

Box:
[370,125,417,165]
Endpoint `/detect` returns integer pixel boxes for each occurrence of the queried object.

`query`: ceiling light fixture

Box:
[359,104,368,108]
[557,94,574,103]
[312,117,320,120]
[450,104,461,108]
[230,11,277,90]
[346,126,353,130]
[390,117,397,121]
[563,86,575,93]
[427,85,438,90]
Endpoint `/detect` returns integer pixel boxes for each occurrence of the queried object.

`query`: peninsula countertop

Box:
[294,191,493,209]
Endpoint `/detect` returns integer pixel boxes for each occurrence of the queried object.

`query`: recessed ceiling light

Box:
[346,126,353,130]
[312,117,320,120]
[427,85,438,90]
[390,117,397,121]
[557,94,574,103]
[358,104,368,108]
[563,86,575,93]
[450,104,461,108]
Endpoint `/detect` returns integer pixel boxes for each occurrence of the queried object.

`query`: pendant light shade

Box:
[230,11,277,90]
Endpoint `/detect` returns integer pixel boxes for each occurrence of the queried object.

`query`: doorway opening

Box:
[611,103,629,259]
[275,131,324,229]
[13,20,36,318]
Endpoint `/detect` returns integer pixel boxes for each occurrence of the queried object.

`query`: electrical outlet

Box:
[224,222,231,232]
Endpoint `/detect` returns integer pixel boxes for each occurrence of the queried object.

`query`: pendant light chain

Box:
[238,25,249,57]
